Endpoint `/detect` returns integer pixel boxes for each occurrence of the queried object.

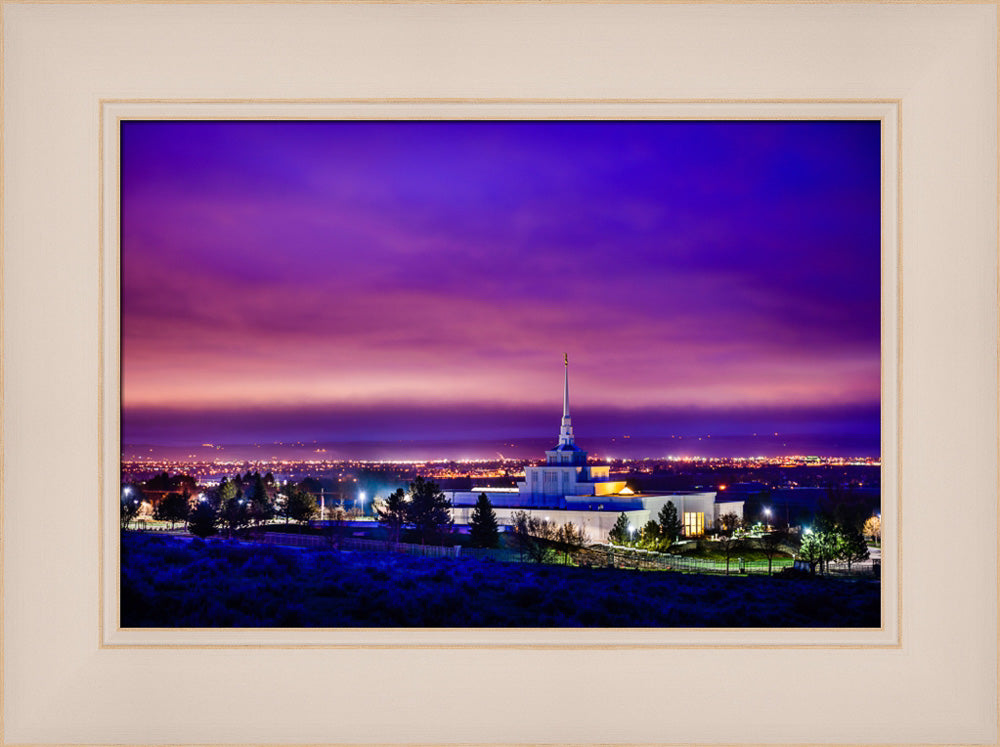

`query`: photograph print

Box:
[119,119,882,628]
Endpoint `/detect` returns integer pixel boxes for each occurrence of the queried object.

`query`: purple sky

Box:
[121,120,881,455]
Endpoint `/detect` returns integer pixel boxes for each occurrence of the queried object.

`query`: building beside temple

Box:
[444,356,728,544]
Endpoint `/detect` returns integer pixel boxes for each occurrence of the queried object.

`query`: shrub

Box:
[187,501,218,538]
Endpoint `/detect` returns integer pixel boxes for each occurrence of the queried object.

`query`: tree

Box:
[798,517,844,573]
[826,487,872,536]
[187,499,218,538]
[608,512,631,545]
[837,527,870,570]
[142,471,197,497]
[327,504,349,549]
[222,493,251,537]
[175,474,198,495]
[120,489,141,530]
[406,476,453,545]
[639,520,662,550]
[717,535,742,575]
[717,512,743,575]
[217,477,237,510]
[375,488,408,547]
[285,484,318,524]
[508,510,557,563]
[508,510,533,561]
[718,511,742,534]
[155,491,190,529]
[812,506,839,537]
[298,478,324,516]
[505,514,586,565]
[248,473,274,525]
[759,530,788,576]
[556,521,587,564]
[657,501,683,544]
[142,472,173,495]
[469,493,500,548]
[797,530,833,575]
[863,515,881,543]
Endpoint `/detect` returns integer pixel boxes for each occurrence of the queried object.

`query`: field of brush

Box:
[121,532,880,628]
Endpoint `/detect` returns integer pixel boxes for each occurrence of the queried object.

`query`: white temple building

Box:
[517,353,627,506]
[444,356,723,544]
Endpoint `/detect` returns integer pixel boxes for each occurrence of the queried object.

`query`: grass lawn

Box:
[668,540,796,563]
[121,533,879,628]
[674,548,794,563]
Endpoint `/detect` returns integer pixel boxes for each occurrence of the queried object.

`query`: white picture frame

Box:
[2,1,996,744]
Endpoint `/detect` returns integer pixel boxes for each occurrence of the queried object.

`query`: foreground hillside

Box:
[121,533,880,628]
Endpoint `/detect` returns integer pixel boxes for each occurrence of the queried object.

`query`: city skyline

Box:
[121,120,881,456]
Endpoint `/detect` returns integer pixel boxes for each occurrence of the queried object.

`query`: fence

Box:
[808,558,880,577]
[599,544,880,576]
[457,546,590,564]
[651,554,795,575]
[459,547,525,563]
[252,531,462,559]
[248,531,878,577]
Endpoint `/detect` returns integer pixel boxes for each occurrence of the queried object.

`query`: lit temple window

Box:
[683,511,705,537]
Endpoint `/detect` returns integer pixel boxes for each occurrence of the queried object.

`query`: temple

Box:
[517,354,627,506]
[443,356,722,543]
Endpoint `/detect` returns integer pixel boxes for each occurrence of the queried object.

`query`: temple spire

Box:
[558,353,575,447]
[563,353,569,418]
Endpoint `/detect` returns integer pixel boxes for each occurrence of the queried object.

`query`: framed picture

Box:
[2,1,996,745]
[107,107,895,645]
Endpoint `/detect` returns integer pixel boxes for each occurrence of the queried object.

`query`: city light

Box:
[121,452,881,486]
[120,452,879,545]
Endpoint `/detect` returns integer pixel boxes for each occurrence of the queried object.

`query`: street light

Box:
[358,491,366,516]
[763,507,771,531]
